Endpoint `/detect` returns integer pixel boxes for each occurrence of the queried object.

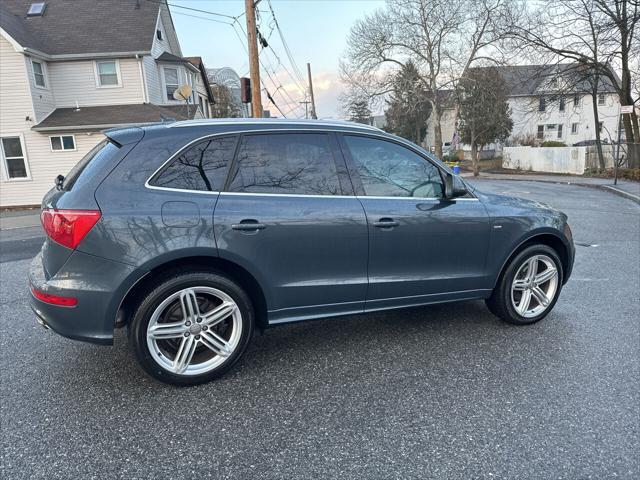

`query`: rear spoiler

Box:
[103,127,145,147]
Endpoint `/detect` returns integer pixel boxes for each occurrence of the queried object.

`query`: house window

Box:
[557,124,563,139]
[573,95,580,106]
[1,137,29,180]
[198,96,205,115]
[31,60,46,87]
[559,97,565,112]
[50,135,76,151]
[598,121,604,133]
[571,123,579,134]
[164,67,179,101]
[538,97,546,112]
[95,60,120,87]
[598,93,605,105]
[156,29,163,41]
[537,125,544,139]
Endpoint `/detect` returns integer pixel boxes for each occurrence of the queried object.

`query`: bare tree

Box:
[342,0,517,158]
[508,0,640,168]
[211,83,242,118]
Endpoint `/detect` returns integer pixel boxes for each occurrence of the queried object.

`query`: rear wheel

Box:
[486,244,563,325]
[129,271,254,385]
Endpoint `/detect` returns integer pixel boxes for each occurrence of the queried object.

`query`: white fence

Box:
[503,145,618,174]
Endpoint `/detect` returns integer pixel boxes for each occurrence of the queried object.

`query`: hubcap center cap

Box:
[189,323,202,335]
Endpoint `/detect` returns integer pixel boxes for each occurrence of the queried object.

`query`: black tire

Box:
[129,270,254,386]
[486,244,564,325]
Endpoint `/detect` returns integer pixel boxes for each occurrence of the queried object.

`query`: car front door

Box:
[214,131,368,324]
[338,134,492,312]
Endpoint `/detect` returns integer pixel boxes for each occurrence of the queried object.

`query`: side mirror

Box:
[444,172,468,199]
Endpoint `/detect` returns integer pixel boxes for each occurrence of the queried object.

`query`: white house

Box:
[0,0,214,207]
[425,64,622,153]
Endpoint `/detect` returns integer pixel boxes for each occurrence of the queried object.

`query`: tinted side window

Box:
[151,136,237,191]
[228,133,341,195]
[344,135,444,198]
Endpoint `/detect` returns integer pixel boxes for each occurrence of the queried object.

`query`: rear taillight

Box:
[40,208,101,250]
[30,284,78,307]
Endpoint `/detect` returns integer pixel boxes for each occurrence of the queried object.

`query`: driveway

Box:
[1,180,638,479]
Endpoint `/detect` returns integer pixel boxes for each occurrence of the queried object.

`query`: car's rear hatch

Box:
[39,127,144,278]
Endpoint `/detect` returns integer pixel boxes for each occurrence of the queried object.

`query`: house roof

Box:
[0,0,162,56]
[473,64,619,96]
[32,103,199,131]
[185,56,215,103]
[156,51,190,64]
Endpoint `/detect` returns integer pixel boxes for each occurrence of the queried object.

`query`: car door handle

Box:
[373,218,399,228]
[231,220,266,231]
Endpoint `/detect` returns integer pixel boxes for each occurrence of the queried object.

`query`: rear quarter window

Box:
[149,136,238,192]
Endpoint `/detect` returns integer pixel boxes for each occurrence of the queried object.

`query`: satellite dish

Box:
[173,84,192,101]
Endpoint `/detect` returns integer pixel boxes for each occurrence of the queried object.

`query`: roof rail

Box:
[166,118,384,133]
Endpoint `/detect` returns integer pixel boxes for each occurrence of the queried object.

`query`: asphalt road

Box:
[1,180,639,479]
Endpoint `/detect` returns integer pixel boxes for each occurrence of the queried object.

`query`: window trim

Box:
[31,58,48,89]
[538,97,546,112]
[598,93,605,105]
[0,134,31,182]
[162,66,181,102]
[145,129,475,201]
[49,135,77,152]
[571,123,579,135]
[93,59,122,88]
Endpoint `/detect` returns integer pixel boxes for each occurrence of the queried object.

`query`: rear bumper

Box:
[29,249,140,345]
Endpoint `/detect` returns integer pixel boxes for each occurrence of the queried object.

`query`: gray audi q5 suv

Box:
[30,119,574,385]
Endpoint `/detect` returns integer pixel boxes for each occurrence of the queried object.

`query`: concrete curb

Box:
[469,176,640,205]
[596,184,640,204]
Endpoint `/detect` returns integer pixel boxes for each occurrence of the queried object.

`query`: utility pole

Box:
[307,63,317,119]
[300,100,311,119]
[245,0,262,118]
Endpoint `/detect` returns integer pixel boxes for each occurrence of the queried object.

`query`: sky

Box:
[170,0,384,118]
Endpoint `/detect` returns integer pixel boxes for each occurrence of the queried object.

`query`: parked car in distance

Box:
[29,119,575,385]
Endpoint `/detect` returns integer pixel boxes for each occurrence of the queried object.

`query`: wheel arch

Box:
[116,254,269,331]
[492,231,571,290]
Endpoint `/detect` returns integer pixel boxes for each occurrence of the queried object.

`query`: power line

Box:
[266,0,308,86]
[145,0,239,20]
[234,20,306,117]
[158,0,306,118]
[231,21,299,118]
[171,11,234,25]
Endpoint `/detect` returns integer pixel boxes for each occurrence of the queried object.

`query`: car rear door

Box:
[213,131,368,324]
[338,133,491,312]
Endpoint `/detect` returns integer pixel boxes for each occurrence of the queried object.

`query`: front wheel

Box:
[486,244,564,325]
[129,271,254,386]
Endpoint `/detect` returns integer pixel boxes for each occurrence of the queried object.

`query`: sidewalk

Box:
[0,208,41,231]
[462,171,640,204]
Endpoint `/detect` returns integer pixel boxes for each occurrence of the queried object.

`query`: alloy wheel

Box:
[146,286,242,375]
[510,254,559,318]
